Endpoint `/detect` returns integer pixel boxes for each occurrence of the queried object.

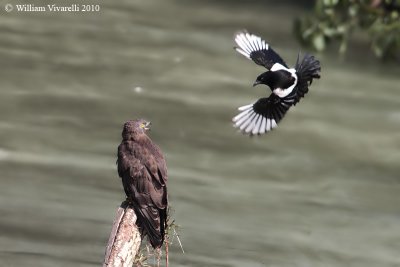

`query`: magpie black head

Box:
[253,71,275,88]
[254,70,296,92]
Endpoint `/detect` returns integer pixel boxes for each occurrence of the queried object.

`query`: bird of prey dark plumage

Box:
[117,119,168,249]
[232,30,321,135]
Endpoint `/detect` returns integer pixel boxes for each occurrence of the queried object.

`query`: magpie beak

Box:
[253,80,261,87]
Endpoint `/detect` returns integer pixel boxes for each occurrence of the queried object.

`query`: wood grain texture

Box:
[103,201,141,267]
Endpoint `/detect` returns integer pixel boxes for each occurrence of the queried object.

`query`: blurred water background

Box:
[0,0,399,266]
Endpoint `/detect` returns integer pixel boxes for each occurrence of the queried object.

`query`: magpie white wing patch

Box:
[232,92,295,136]
[233,103,278,135]
[234,32,269,59]
[234,30,288,69]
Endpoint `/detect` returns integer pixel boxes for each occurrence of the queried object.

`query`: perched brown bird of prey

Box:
[117,119,168,249]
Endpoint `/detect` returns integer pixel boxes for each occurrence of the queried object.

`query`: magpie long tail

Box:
[295,53,321,85]
[293,53,321,104]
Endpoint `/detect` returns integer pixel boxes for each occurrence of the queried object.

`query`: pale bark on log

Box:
[103,201,142,267]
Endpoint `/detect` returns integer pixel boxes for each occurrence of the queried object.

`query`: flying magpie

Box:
[232,31,321,135]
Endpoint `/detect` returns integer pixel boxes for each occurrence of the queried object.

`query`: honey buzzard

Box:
[117,119,168,249]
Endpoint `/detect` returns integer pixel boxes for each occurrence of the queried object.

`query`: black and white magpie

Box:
[232,30,321,135]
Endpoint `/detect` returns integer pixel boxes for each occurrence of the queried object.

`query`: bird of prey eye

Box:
[117,119,168,249]
[232,30,321,136]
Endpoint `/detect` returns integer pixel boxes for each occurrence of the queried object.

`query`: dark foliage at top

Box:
[294,0,400,61]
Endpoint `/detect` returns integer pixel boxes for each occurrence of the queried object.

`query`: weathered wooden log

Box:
[103,201,141,267]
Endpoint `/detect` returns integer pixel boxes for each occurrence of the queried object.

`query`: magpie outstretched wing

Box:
[233,93,297,135]
[234,31,288,69]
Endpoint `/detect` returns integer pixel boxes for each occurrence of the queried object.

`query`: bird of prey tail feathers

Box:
[117,119,168,249]
[232,30,321,136]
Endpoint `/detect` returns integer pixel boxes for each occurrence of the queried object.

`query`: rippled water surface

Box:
[1,1,400,266]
